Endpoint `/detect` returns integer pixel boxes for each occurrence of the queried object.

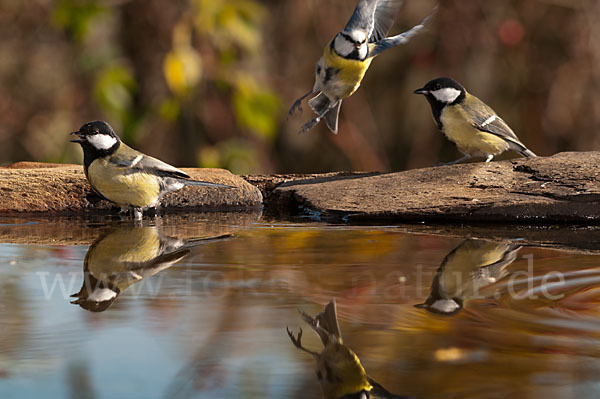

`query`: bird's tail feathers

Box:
[183,179,234,189]
[299,300,343,346]
[508,140,537,158]
[324,101,342,134]
[315,300,343,341]
[309,93,341,134]
[518,148,537,158]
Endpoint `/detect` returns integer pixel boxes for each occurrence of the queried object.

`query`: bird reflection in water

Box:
[287,300,413,399]
[71,224,229,312]
[415,239,521,316]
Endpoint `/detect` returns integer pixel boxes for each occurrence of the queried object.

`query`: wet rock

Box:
[0,162,262,215]
[244,171,377,215]
[269,152,600,223]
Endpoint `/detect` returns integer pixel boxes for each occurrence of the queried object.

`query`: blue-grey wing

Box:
[368,4,437,57]
[344,0,404,42]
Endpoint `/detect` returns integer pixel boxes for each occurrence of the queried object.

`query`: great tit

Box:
[70,224,230,312]
[414,239,521,316]
[71,121,232,220]
[289,0,437,134]
[414,77,537,164]
[287,300,412,399]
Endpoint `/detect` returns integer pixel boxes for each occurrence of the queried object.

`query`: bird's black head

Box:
[414,77,466,105]
[70,272,120,313]
[71,121,121,165]
[414,77,466,128]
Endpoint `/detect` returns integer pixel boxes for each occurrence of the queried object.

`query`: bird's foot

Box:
[287,326,304,348]
[286,326,319,356]
[288,100,304,116]
[298,117,321,134]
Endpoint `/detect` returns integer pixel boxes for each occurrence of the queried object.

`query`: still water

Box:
[0,212,599,399]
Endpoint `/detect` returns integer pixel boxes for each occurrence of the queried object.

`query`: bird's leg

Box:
[115,207,130,222]
[298,100,339,134]
[299,309,333,344]
[286,327,318,356]
[484,154,494,163]
[288,89,315,116]
[436,154,472,166]
[133,207,143,221]
[299,309,318,328]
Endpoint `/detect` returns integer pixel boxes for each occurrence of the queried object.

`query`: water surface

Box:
[0,214,599,398]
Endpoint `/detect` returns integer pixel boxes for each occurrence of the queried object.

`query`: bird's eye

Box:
[434,84,441,90]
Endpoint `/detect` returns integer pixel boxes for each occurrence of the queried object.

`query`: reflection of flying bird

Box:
[289,0,437,134]
[71,225,229,312]
[287,300,412,399]
[71,121,232,220]
[414,77,536,164]
[415,240,521,316]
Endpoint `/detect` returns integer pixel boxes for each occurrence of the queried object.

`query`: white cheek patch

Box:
[431,87,462,104]
[350,30,366,44]
[87,288,117,302]
[430,299,461,314]
[334,35,354,57]
[87,134,118,150]
[357,44,367,60]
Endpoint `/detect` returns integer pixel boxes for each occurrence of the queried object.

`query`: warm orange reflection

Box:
[71,224,231,312]
[1,221,600,398]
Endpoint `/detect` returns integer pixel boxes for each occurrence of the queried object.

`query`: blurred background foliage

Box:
[0,0,598,173]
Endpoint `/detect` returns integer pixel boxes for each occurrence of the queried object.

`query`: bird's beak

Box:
[70,131,84,143]
[413,303,428,309]
[413,88,428,95]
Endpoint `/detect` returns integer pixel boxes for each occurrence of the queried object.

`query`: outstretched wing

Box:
[110,145,190,179]
[368,4,437,57]
[344,0,404,42]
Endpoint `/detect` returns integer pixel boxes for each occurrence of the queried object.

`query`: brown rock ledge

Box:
[265,152,600,223]
[0,162,262,214]
[3,152,600,224]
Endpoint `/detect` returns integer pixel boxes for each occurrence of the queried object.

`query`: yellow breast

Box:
[87,158,161,208]
[441,106,509,157]
[318,342,372,399]
[322,44,373,98]
[86,227,161,272]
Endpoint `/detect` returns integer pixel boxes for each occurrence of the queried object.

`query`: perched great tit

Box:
[289,0,437,134]
[414,239,521,316]
[287,300,412,399]
[71,224,230,312]
[414,77,537,164]
[71,121,232,219]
